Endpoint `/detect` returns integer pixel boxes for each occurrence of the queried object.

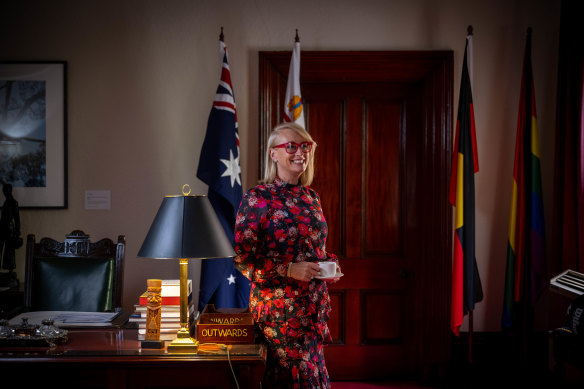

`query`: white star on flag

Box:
[220,149,241,188]
[227,274,236,285]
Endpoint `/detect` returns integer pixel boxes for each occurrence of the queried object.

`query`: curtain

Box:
[552,0,584,273]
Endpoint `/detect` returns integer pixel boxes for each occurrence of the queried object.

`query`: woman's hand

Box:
[326,263,342,283]
[288,261,320,282]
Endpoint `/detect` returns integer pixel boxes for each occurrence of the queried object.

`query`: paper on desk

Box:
[53,312,119,323]
[8,311,120,327]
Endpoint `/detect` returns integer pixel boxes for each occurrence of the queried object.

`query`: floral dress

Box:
[234,177,337,389]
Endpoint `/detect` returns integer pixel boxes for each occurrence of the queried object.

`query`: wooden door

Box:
[259,51,453,382]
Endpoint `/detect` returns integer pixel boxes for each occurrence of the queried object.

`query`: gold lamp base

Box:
[166,257,198,354]
[167,328,199,354]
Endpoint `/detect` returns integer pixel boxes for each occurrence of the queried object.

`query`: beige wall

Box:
[0,0,561,332]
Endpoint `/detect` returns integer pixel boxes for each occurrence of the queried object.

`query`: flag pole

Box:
[295,28,299,43]
[523,27,532,370]
[466,24,474,368]
[219,26,224,42]
[467,25,473,84]
[469,311,473,365]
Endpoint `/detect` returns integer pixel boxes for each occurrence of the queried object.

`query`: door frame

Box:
[258,51,453,381]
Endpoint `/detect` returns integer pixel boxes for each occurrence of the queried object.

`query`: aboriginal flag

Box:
[449,33,483,336]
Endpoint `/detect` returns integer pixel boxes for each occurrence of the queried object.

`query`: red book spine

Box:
[138,294,181,306]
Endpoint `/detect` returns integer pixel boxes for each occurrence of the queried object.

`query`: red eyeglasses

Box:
[272,141,313,154]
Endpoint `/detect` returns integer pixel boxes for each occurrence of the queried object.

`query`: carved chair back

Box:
[24,230,125,312]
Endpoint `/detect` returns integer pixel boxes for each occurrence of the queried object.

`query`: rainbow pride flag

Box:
[502,28,547,332]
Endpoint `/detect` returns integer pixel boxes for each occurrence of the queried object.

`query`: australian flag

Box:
[196,37,250,311]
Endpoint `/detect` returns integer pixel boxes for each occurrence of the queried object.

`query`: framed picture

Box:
[0,61,67,208]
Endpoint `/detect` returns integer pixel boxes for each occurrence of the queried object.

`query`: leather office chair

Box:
[24,230,125,312]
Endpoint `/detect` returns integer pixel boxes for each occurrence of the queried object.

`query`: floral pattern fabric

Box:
[234,177,337,388]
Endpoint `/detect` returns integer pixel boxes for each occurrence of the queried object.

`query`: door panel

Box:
[365,101,401,254]
[307,91,411,380]
[258,51,453,381]
[363,291,403,343]
[308,100,343,256]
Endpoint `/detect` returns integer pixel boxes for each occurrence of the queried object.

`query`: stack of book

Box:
[130,279,196,341]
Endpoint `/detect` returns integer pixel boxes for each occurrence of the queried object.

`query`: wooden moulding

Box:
[196,304,254,345]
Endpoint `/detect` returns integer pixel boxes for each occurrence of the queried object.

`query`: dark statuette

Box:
[0,184,22,288]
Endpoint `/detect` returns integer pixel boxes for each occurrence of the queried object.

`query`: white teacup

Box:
[318,261,337,278]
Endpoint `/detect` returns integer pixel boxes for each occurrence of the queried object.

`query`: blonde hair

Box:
[263,122,317,186]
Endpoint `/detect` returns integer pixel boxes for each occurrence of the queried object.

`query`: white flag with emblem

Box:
[283,32,305,128]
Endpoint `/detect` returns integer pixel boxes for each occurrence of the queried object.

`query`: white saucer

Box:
[315,272,344,280]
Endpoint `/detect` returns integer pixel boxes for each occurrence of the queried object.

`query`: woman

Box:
[234,122,340,388]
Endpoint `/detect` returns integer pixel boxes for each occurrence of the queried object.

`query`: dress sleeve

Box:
[233,189,262,281]
[233,188,289,282]
[327,251,339,264]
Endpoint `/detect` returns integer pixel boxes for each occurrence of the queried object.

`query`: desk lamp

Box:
[138,185,235,353]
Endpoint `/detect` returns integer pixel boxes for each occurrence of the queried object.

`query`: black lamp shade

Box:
[138,195,235,259]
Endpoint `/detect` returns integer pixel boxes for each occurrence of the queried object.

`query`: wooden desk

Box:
[0,328,266,388]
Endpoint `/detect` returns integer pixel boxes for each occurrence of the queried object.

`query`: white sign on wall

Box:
[85,190,111,210]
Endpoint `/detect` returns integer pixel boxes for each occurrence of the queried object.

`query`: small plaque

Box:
[196,304,254,345]
[85,190,111,210]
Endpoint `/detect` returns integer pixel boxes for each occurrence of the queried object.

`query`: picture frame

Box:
[0,61,67,209]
